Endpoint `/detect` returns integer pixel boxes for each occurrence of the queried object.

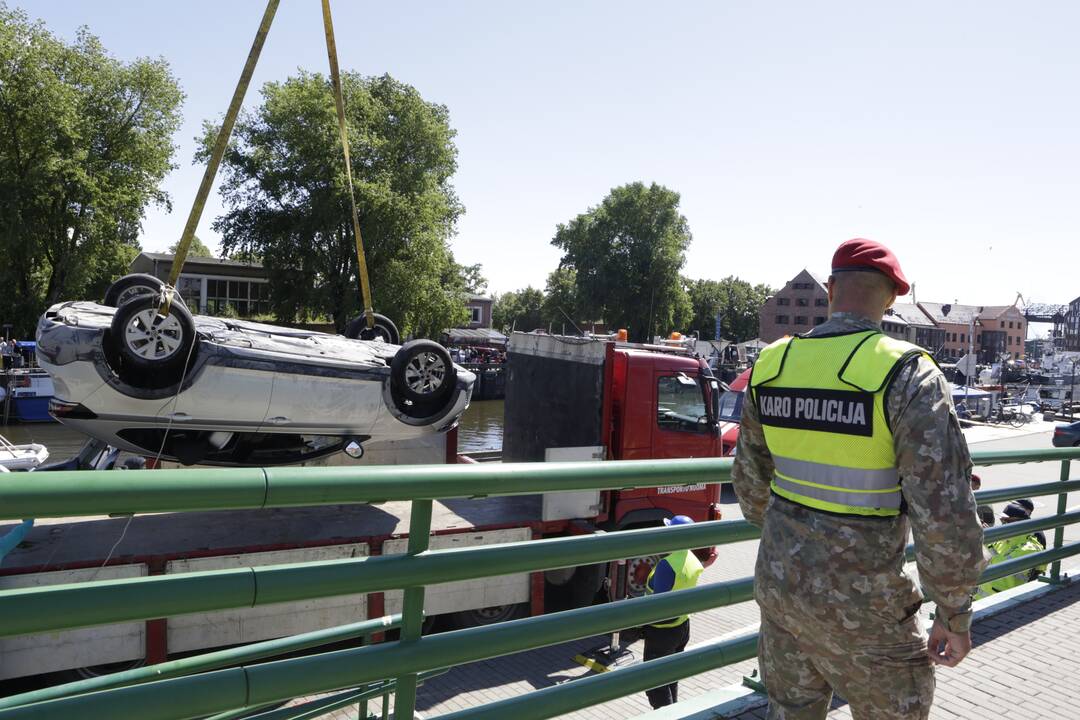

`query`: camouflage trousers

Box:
[759,610,934,720]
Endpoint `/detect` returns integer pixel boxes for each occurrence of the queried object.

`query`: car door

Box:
[158,361,273,432]
[262,366,383,436]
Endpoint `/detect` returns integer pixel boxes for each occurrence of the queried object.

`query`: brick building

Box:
[886,303,946,352]
[1065,296,1080,352]
[757,270,830,343]
[464,294,494,329]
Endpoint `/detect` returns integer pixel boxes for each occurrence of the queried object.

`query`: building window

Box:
[960,333,965,343]
[796,298,808,307]
[792,282,810,290]
[814,316,826,325]
[776,298,790,306]
[1008,321,1013,329]
[1008,336,1013,346]
[775,315,789,324]
[794,316,808,325]
[469,306,482,323]
[1000,321,1005,328]
[951,333,957,342]
[815,298,828,307]
[205,278,270,317]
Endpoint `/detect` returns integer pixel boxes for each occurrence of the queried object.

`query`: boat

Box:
[0,434,49,471]
[7,368,55,422]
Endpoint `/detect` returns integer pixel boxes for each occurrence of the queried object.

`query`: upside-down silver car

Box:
[36,276,474,466]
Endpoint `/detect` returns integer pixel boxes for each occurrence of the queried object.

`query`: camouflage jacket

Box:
[732,313,988,624]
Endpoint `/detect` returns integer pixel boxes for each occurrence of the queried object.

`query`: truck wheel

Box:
[625,554,661,598]
[345,313,400,345]
[390,340,456,411]
[449,602,529,629]
[106,295,197,389]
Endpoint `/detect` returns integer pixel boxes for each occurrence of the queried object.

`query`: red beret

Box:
[831,238,910,295]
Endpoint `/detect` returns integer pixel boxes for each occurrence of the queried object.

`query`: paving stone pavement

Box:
[728,580,1080,720]
[288,430,1077,719]
[288,579,1080,719]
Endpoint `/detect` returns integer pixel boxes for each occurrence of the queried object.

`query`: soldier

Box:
[732,238,988,720]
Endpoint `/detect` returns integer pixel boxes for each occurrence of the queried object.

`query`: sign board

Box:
[542,446,604,521]
[956,353,977,377]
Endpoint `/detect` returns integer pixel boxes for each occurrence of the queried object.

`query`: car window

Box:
[657,374,709,433]
[717,390,744,423]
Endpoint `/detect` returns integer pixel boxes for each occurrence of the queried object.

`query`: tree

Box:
[203,71,466,337]
[456,261,487,295]
[552,182,691,342]
[168,235,213,258]
[686,276,775,342]
[541,266,579,331]
[492,287,544,333]
[0,7,183,335]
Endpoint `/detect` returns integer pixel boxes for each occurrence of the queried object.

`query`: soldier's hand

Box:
[928,617,972,667]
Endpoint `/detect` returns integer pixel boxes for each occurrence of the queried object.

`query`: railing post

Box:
[392,498,433,720]
[1051,459,1071,583]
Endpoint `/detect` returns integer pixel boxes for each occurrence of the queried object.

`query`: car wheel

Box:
[104,274,183,309]
[391,340,456,408]
[344,313,400,345]
[107,295,197,388]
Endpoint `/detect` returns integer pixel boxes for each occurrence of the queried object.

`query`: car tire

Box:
[344,313,400,345]
[107,295,197,389]
[390,340,456,410]
[103,273,185,309]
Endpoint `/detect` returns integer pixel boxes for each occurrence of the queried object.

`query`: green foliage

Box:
[0,6,183,335]
[492,287,545,333]
[541,266,580,330]
[168,234,213,258]
[203,71,467,337]
[685,276,775,342]
[457,262,487,294]
[552,182,691,342]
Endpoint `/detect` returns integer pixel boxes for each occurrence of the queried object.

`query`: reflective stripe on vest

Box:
[974,534,1046,598]
[750,330,926,518]
[645,548,704,628]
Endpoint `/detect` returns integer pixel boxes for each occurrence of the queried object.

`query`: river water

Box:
[0,399,506,460]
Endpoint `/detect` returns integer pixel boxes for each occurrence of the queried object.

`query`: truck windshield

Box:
[657,375,709,433]
[717,390,744,423]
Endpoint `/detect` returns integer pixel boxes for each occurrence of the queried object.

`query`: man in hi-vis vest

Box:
[732,239,988,720]
[642,515,704,709]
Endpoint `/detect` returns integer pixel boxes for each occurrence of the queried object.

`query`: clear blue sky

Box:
[19,1,1080,333]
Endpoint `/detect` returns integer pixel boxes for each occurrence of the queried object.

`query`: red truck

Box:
[0,331,744,681]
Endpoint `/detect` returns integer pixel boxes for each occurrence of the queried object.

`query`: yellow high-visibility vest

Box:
[645,548,704,628]
[974,534,1046,599]
[750,329,927,517]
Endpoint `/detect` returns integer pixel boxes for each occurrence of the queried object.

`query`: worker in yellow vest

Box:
[975,500,1047,599]
[642,515,704,709]
[732,238,988,720]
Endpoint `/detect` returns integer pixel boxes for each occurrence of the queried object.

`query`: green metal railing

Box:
[0,448,1076,720]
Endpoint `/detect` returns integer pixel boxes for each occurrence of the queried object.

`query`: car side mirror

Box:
[344,440,365,459]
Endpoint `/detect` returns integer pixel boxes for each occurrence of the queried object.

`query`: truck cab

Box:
[503,332,743,597]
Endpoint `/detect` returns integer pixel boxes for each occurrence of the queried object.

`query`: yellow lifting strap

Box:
[321,0,376,329]
[161,0,280,316]
[162,0,376,330]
